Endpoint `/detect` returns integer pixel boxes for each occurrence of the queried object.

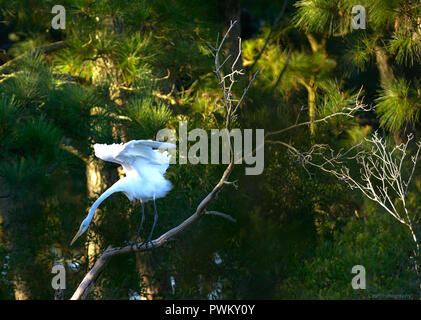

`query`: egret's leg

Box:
[146,196,158,246]
[134,200,145,246]
[130,201,145,251]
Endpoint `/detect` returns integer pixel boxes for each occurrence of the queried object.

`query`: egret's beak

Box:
[70,229,83,246]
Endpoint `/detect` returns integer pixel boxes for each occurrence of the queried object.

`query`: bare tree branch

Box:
[60,144,89,164]
[205,210,237,222]
[265,88,370,139]
[270,49,292,95]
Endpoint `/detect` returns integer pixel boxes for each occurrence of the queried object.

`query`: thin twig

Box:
[265,88,370,138]
[270,49,291,95]
[249,0,288,72]
[205,210,237,222]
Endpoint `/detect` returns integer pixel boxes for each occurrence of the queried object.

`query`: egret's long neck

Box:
[86,179,126,223]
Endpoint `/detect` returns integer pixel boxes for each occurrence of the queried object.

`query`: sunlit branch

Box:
[265,88,370,139]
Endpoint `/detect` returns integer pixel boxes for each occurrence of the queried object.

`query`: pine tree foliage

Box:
[1,0,421,300]
[376,78,421,133]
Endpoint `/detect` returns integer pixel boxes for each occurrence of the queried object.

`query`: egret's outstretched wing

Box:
[94,140,175,176]
[117,140,175,176]
[132,140,176,150]
[94,143,126,165]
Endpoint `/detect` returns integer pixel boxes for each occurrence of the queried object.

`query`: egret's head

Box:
[70,217,91,245]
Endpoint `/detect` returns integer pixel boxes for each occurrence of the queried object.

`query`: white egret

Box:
[70,140,176,247]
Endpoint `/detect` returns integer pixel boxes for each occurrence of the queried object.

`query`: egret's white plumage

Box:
[71,140,175,245]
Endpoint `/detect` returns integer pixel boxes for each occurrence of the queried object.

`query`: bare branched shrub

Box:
[289,131,421,275]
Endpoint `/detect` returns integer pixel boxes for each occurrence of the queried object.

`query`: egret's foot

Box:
[144,240,154,249]
[128,237,152,250]
[128,237,142,251]
[138,238,151,250]
[133,239,144,250]
[137,238,154,249]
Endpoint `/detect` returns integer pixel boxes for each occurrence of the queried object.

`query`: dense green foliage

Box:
[1,0,421,299]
